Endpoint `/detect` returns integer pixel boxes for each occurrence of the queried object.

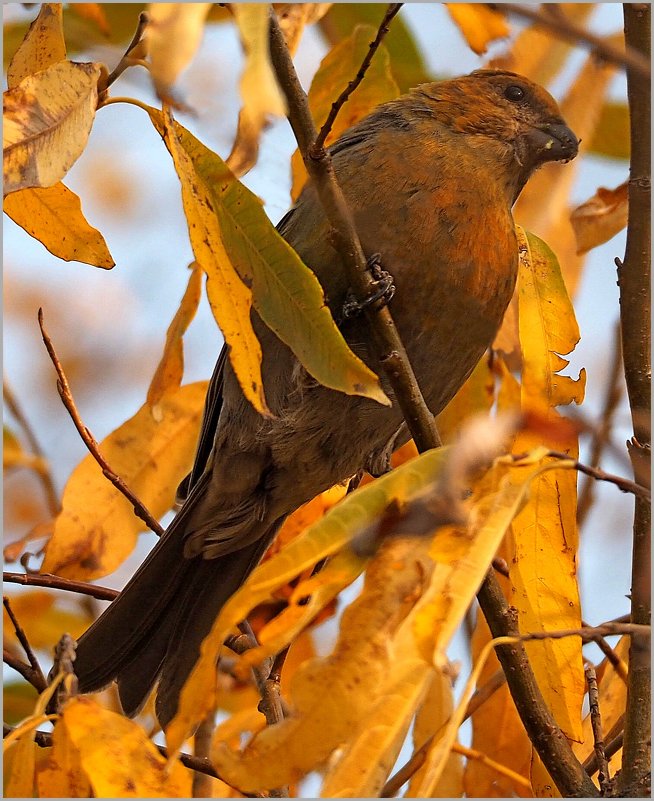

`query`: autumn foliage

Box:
[3,3,650,798]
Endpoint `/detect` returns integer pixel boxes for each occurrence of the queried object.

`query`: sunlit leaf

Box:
[274,3,332,55]
[3,591,93,650]
[436,356,494,444]
[151,106,388,413]
[291,24,399,199]
[147,261,203,407]
[41,381,207,580]
[68,4,111,37]
[61,697,192,797]
[588,101,630,161]
[36,721,91,798]
[6,3,66,89]
[3,425,48,474]
[227,3,287,177]
[446,3,509,55]
[4,182,115,268]
[570,181,628,255]
[3,60,103,196]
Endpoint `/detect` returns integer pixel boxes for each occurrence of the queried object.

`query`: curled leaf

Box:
[570,181,628,254]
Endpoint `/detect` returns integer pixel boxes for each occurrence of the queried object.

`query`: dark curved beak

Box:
[527,121,579,164]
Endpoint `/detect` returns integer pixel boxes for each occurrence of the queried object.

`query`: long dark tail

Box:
[75,496,280,728]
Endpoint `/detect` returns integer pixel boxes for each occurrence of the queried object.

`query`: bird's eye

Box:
[504,85,525,102]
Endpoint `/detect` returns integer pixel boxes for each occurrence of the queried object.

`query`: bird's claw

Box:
[341,254,396,320]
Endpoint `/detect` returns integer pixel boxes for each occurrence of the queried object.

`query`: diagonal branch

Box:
[313,4,403,152]
[3,596,47,693]
[37,308,164,537]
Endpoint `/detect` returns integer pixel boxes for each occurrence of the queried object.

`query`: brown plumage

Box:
[74,69,578,728]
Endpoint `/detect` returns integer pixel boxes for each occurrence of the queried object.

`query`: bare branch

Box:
[37,308,164,537]
[3,596,47,692]
[585,663,611,793]
[313,4,403,152]
[489,3,650,78]
[4,570,118,602]
[4,647,47,693]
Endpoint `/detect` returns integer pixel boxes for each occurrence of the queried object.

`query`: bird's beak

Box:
[527,121,579,164]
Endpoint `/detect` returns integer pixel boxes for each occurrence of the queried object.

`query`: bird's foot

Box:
[341,254,396,320]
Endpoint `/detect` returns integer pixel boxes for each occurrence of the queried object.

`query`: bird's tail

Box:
[75,487,280,728]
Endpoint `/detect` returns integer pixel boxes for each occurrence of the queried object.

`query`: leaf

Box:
[147,262,203,407]
[151,106,387,413]
[319,4,431,92]
[446,3,510,55]
[61,697,192,797]
[3,425,48,474]
[274,3,332,55]
[290,24,400,199]
[3,60,103,196]
[210,537,435,793]
[3,182,115,268]
[68,4,111,37]
[6,3,66,89]
[3,683,39,728]
[588,101,630,161]
[167,446,449,756]
[41,381,207,580]
[227,3,287,177]
[570,181,628,255]
[3,591,93,650]
[436,356,494,444]
[36,721,91,798]
[145,3,212,99]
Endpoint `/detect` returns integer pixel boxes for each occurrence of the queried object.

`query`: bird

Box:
[73,69,578,728]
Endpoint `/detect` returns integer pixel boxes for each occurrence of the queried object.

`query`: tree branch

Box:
[476,571,599,797]
[616,5,651,796]
[313,4,403,152]
[37,308,164,537]
[267,10,440,453]
[3,596,47,693]
[3,647,47,693]
[585,663,611,793]
[489,3,650,78]
[4,570,119,602]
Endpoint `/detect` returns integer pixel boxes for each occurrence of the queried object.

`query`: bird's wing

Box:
[175,344,228,505]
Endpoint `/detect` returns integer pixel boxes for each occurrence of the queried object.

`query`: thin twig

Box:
[538,450,650,501]
[268,10,441,454]
[584,730,624,778]
[616,5,651,796]
[4,571,119,602]
[37,308,164,537]
[3,596,47,692]
[102,11,150,91]
[518,622,650,644]
[582,619,629,684]
[3,647,47,693]
[3,380,60,517]
[585,663,611,792]
[489,3,650,78]
[313,4,403,152]
[451,742,531,788]
[1,723,263,797]
[577,324,624,525]
[381,669,506,797]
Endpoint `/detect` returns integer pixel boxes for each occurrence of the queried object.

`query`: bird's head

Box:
[414,70,578,201]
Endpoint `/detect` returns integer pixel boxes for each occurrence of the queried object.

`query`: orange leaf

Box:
[570,182,628,254]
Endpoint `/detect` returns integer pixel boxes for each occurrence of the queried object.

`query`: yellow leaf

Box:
[3,182,115,268]
[4,733,37,797]
[321,660,434,797]
[408,668,464,798]
[588,101,630,161]
[36,722,91,798]
[151,105,388,412]
[61,697,192,797]
[7,3,66,89]
[516,227,585,410]
[147,261,203,407]
[446,4,509,55]
[291,24,399,199]
[3,591,93,649]
[227,4,287,177]
[436,356,494,444]
[570,182,628,255]
[69,4,112,37]
[41,381,207,580]
[167,447,449,756]
[3,424,48,473]
[210,537,434,792]
[274,3,332,55]
[3,60,103,196]
[146,3,212,98]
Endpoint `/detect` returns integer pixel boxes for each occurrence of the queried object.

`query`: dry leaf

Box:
[3,60,103,196]
[6,3,66,89]
[446,3,509,55]
[274,3,333,54]
[147,262,203,407]
[4,182,115,268]
[146,3,212,99]
[570,182,628,254]
[227,4,287,177]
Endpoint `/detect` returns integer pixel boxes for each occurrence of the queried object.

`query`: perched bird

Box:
[74,69,578,727]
